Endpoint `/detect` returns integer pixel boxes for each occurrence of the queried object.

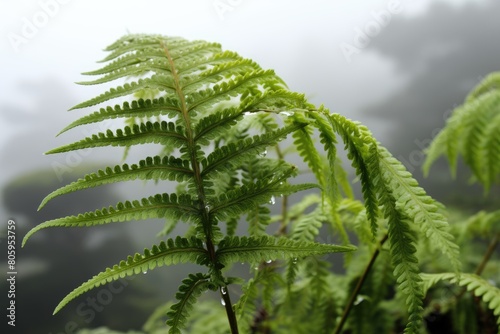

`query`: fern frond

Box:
[247,205,271,237]
[71,75,177,110]
[377,146,461,273]
[327,113,380,235]
[50,121,186,154]
[465,72,500,102]
[24,194,198,246]
[186,70,286,114]
[291,117,325,186]
[76,59,169,86]
[465,209,500,236]
[423,73,500,191]
[53,237,208,314]
[166,273,213,334]
[39,156,193,209]
[216,235,356,265]
[235,277,259,329]
[210,170,317,222]
[421,273,500,329]
[194,107,243,145]
[58,98,182,135]
[200,123,305,177]
[291,205,325,242]
[241,89,311,113]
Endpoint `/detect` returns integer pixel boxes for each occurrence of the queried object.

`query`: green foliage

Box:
[424,72,500,192]
[422,273,500,330]
[24,34,470,334]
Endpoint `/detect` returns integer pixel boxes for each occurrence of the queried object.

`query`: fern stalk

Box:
[333,234,389,334]
[161,39,239,333]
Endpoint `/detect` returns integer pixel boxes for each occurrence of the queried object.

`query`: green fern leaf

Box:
[210,169,317,222]
[216,235,356,265]
[291,205,325,242]
[53,237,208,314]
[327,113,380,236]
[424,73,500,191]
[201,123,304,177]
[465,72,500,102]
[166,273,213,334]
[377,146,461,273]
[71,75,178,110]
[49,121,186,154]
[39,156,193,209]
[24,193,199,246]
[291,117,325,186]
[247,205,271,237]
[58,98,182,135]
[421,273,500,329]
[186,70,286,114]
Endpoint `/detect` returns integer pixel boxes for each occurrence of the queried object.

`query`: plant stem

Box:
[474,232,499,276]
[221,285,239,334]
[455,232,500,301]
[333,234,388,334]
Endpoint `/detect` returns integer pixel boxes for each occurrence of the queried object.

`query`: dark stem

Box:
[333,234,389,334]
[275,144,288,236]
[455,231,500,301]
[221,285,239,334]
[474,232,499,276]
[161,39,239,334]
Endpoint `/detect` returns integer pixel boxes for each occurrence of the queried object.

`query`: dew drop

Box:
[221,286,227,295]
[143,271,147,274]
[265,259,272,264]
[221,298,226,306]
[269,195,276,205]
[292,258,298,264]
[205,204,211,212]
[279,111,294,117]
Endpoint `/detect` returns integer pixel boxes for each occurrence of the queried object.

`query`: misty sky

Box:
[0,0,491,183]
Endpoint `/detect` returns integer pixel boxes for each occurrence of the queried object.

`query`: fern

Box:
[421,273,500,329]
[423,72,500,191]
[53,237,208,314]
[22,34,462,334]
[166,273,213,334]
[216,236,355,265]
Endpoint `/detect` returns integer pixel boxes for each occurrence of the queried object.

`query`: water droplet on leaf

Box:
[279,111,294,117]
[221,286,227,295]
[220,298,226,306]
[269,195,276,205]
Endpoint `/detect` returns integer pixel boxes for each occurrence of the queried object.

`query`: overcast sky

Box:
[1,0,486,145]
[0,0,494,191]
